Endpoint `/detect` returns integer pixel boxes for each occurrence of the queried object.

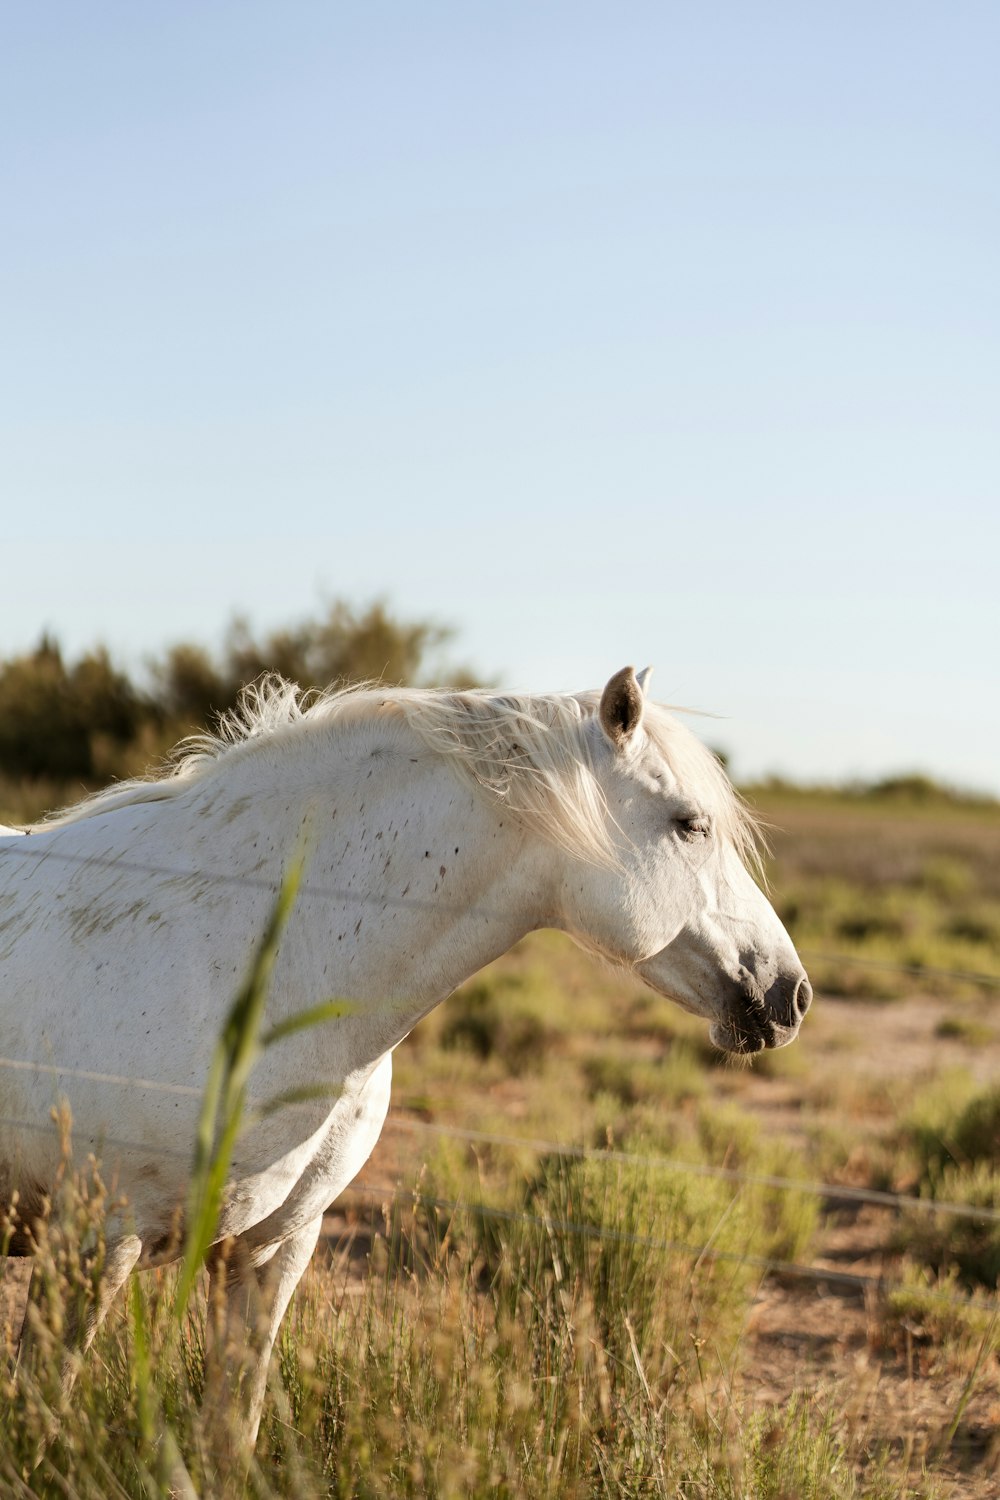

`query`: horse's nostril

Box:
[794,975,813,1021]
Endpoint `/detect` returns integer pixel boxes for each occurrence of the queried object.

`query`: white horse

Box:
[0,666,810,1446]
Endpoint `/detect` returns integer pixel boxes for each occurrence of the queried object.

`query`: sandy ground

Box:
[706,993,1000,1497]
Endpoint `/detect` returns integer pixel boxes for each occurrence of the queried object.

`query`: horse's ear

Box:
[599,666,644,749]
[636,666,653,696]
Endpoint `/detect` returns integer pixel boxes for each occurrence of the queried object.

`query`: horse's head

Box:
[557,667,811,1056]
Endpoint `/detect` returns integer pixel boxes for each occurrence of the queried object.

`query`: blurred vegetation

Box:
[0,600,478,823]
[748,785,1000,1003]
[886,1077,1000,1290]
[0,635,145,784]
[746,773,999,813]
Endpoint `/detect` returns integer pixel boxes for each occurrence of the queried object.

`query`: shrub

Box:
[439,979,549,1074]
[894,1162,1000,1290]
[912,1082,1000,1180]
[880,1262,997,1363]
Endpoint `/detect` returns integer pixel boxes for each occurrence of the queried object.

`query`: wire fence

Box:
[2,1101,996,1321]
[2,1068,999,1321]
[343,1176,1000,1316]
[379,1115,1000,1224]
[337,1112,1000,1317]
[2,839,1000,991]
[351,1176,882,1292]
[350,1113,1000,1316]
[2,1071,999,1225]
[798,947,1000,992]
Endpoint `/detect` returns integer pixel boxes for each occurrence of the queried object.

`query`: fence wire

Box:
[3,836,1000,991]
[380,1115,1000,1225]
[799,947,1000,992]
[345,1177,1000,1318]
[1,1083,999,1227]
[4,828,1000,1315]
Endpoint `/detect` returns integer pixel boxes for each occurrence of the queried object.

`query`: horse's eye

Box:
[675,815,711,840]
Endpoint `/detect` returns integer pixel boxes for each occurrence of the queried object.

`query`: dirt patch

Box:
[740,1226,1000,1498]
[730,991,1000,1498]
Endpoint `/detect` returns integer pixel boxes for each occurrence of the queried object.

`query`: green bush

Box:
[439,978,551,1074]
[909,1080,1000,1181]
[895,1162,1000,1290]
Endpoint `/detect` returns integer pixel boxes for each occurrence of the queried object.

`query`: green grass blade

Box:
[174,852,304,1318]
[261,996,358,1048]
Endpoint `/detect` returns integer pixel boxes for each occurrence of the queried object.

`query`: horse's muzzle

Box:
[710,969,812,1055]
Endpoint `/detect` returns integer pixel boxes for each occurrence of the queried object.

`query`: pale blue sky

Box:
[2,4,997,790]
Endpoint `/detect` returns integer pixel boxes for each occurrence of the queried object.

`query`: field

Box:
[2,785,1000,1497]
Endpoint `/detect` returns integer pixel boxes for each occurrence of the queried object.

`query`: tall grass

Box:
[1,1095,914,1496]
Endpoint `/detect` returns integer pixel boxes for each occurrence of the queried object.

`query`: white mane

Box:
[36,677,764,874]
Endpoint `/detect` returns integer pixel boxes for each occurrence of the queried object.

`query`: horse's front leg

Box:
[205,1215,323,1454]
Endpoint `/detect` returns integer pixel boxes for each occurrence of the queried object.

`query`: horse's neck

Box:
[241,723,559,1047]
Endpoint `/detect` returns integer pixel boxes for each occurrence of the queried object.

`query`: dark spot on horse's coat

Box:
[401,883,411,897]
[454,847,459,854]
[439,865,446,878]
[354,918,362,935]
[424,851,430,858]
